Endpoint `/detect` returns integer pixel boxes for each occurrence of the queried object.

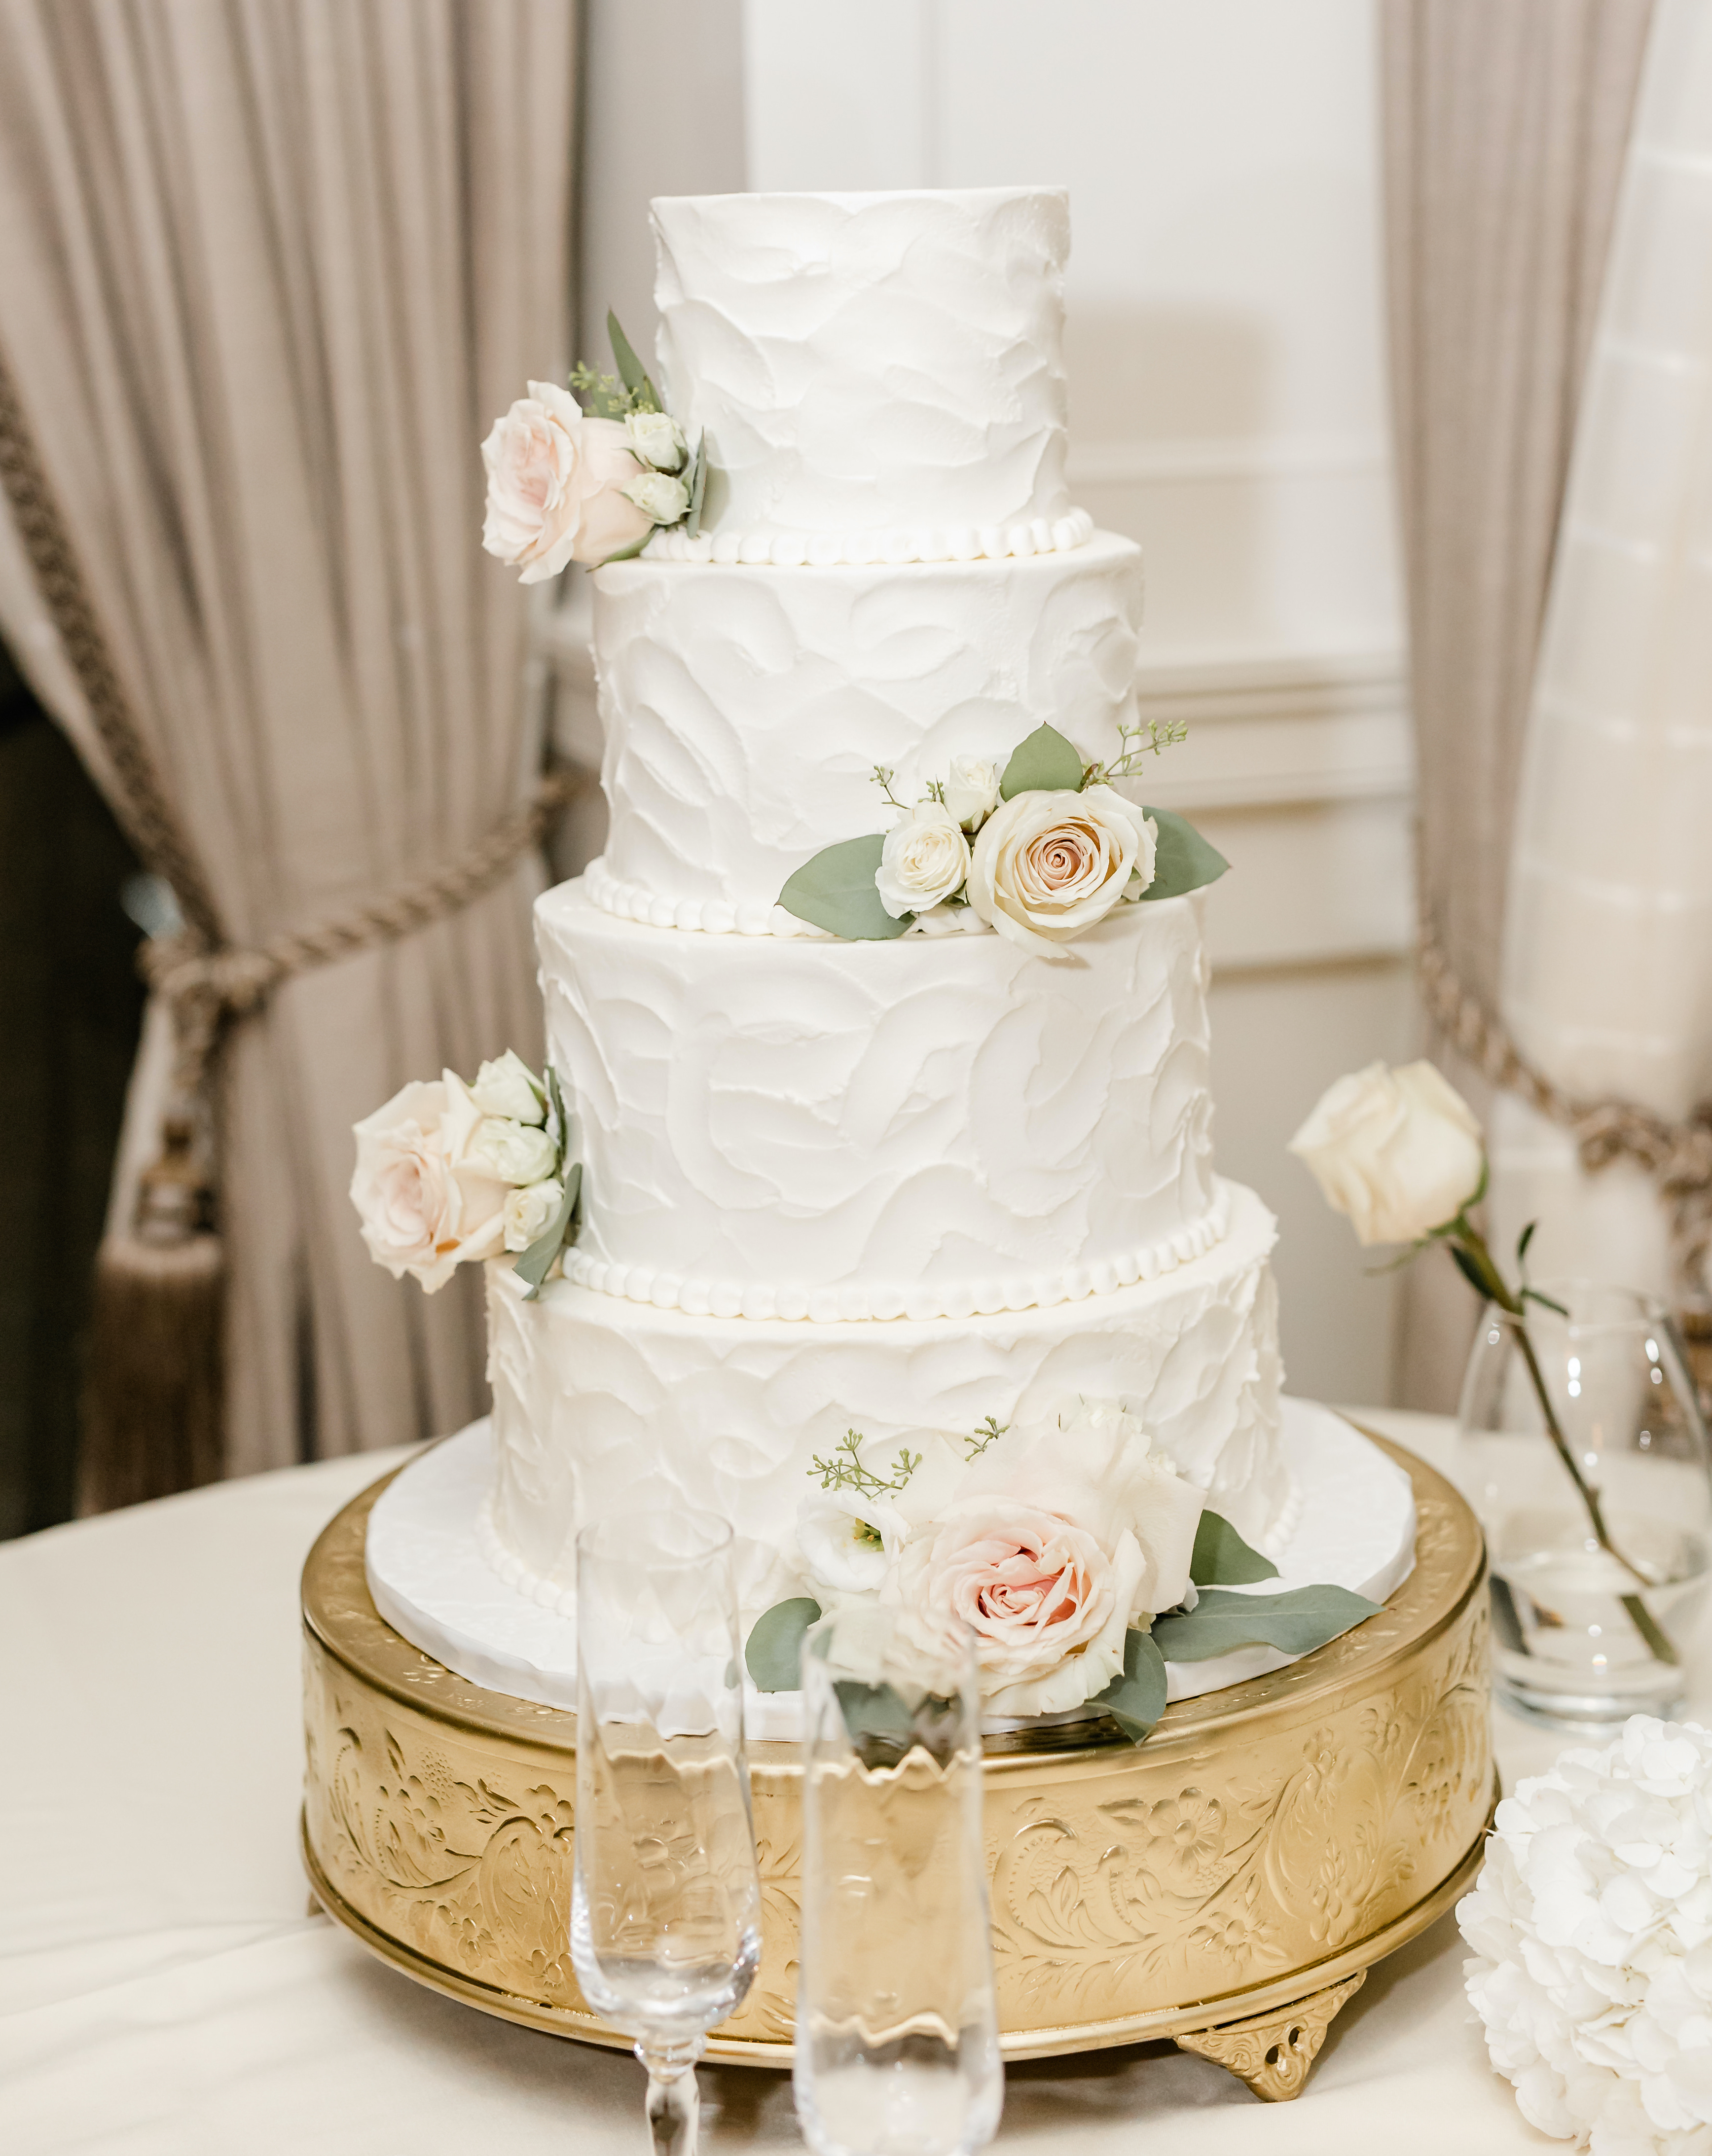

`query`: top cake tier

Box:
[649,187,1075,558]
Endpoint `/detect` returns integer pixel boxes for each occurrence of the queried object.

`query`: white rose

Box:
[625,409,688,472]
[942,756,1001,828]
[470,1049,546,1126]
[797,1489,911,1594]
[349,1071,511,1292]
[471,1116,558,1187]
[966,784,1157,952]
[874,801,972,919]
[1288,1059,1485,1246]
[882,1398,1203,1716]
[503,1177,565,1253]
[481,382,653,579]
[622,469,691,525]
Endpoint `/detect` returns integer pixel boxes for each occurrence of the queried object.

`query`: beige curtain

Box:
[0,0,577,1475]
[1380,0,1654,1407]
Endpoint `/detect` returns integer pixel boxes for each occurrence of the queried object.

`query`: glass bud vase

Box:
[1457,1281,1712,1729]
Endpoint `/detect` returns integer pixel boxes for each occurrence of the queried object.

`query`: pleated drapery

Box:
[1379,0,1654,1406]
[0,0,578,1476]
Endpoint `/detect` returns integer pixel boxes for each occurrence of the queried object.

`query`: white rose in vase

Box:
[942,756,1001,828]
[480,382,653,580]
[503,1177,565,1253]
[471,1049,546,1126]
[966,785,1156,952]
[625,409,688,471]
[350,1072,512,1291]
[622,469,691,525]
[874,801,972,919]
[471,1116,558,1187]
[1288,1059,1484,1245]
[881,1399,1202,1717]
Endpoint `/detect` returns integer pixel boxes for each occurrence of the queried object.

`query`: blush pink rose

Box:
[480,381,653,580]
[350,1071,511,1292]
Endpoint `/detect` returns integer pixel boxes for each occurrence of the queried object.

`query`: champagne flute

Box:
[570,1509,761,2156]
[793,1607,1002,2156]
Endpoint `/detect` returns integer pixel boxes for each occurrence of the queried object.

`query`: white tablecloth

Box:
[0,1411,1640,2153]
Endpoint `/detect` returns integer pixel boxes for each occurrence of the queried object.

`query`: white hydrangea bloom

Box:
[1460,1716,1712,2154]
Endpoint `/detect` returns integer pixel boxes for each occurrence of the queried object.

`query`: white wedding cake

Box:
[474,186,1292,1667]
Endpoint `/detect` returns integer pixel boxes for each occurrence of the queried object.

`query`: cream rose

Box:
[480,382,652,581]
[1289,1059,1485,1246]
[881,1398,1203,1715]
[471,1116,558,1187]
[966,785,1157,952]
[350,1072,511,1292]
[942,755,1001,829]
[503,1177,564,1254]
[622,469,690,525]
[874,801,972,918]
[625,409,688,471]
[470,1049,546,1126]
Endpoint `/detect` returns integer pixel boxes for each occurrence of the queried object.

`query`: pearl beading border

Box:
[639,506,1095,569]
[560,1180,1233,1327]
[584,855,993,940]
[475,1489,577,1616]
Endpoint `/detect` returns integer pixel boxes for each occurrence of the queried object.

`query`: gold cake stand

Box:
[301,1430,1494,2103]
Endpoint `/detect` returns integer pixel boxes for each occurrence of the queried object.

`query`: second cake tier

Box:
[539,878,1219,1319]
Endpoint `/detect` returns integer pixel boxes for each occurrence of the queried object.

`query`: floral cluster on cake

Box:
[481,312,709,579]
[777,719,1228,947]
[745,1400,1381,1743]
[350,1050,579,1300]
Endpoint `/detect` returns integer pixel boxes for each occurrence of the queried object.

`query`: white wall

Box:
[550,0,1415,1405]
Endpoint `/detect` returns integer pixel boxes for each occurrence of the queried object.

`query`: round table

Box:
[0,1410,1651,2153]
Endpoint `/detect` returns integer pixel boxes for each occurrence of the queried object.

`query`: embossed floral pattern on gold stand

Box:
[301,1430,1494,2100]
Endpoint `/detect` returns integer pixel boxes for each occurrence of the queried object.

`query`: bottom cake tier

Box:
[484,1176,1287,1626]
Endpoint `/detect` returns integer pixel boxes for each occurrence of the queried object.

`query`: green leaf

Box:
[1449,1242,1491,1299]
[607,309,661,414]
[779,833,913,940]
[745,1597,822,1691]
[597,531,653,568]
[1093,1627,1168,1742]
[999,722,1086,799]
[686,434,709,540]
[1522,1285,1570,1318]
[1517,1220,1537,1266]
[545,1063,569,1163]
[1136,805,1229,901]
[1150,1583,1382,1663]
[513,1160,581,1302]
[1190,1510,1279,1586]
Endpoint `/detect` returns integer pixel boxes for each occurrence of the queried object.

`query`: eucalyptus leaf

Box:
[607,309,661,413]
[514,1160,582,1302]
[999,722,1086,800]
[545,1063,569,1164]
[779,833,912,940]
[686,435,709,539]
[1093,1627,1168,1742]
[597,531,653,568]
[833,1678,919,1765]
[745,1597,822,1691]
[1190,1510,1279,1587]
[1150,1583,1382,1663]
[1135,806,1229,901]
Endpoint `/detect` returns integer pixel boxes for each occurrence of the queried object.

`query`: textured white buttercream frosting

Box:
[485,1180,1286,1624]
[537,877,1217,1314]
[651,187,1073,542]
[591,534,1144,917]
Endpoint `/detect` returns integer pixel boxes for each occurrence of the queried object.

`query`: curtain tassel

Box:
[78,1112,224,1514]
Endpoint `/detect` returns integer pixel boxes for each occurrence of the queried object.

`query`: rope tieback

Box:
[1418,927,1712,1296]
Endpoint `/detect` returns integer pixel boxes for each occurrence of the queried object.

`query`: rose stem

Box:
[1455,1221,1676,1668]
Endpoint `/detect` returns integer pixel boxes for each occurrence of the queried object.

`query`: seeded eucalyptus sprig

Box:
[809,1429,922,1498]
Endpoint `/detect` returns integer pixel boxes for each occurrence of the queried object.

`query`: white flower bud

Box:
[622,470,691,525]
[502,1177,565,1253]
[1288,1060,1484,1246]
[470,1049,546,1125]
[942,755,1001,828]
[471,1116,558,1187]
[624,409,688,472]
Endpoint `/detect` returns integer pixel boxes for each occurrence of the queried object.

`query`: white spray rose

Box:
[350,1072,510,1292]
[797,1489,911,1594]
[503,1177,565,1253]
[625,409,688,472]
[874,801,972,919]
[966,784,1156,952]
[470,1049,546,1126]
[942,756,1001,828]
[1288,1059,1485,1246]
[471,1116,558,1187]
[622,469,691,525]
[480,382,652,580]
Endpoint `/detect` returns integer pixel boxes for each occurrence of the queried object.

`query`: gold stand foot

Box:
[1174,1970,1366,2101]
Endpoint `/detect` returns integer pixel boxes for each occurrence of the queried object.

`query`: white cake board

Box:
[365,1399,1417,1738]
